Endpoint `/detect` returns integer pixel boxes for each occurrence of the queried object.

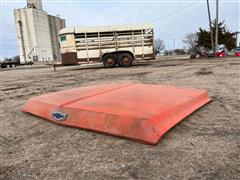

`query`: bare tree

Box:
[183,33,198,53]
[154,39,165,54]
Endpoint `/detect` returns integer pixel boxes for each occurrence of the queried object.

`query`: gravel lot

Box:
[1,57,239,179]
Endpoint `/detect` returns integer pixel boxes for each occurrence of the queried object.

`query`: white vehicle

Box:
[59,24,154,67]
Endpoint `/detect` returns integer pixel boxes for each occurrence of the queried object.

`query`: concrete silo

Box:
[14,0,65,64]
[27,0,43,11]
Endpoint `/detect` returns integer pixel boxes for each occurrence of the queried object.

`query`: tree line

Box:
[154,20,237,55]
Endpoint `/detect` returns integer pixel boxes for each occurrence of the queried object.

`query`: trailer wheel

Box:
[11,64,16,68]
[6,64,10,68]
[103,54,116,68]
[119,53,133,67]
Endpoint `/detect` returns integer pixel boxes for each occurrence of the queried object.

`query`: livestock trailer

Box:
[59,24,154,67]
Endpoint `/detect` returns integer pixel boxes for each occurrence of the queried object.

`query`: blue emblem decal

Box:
[52,111,68,121]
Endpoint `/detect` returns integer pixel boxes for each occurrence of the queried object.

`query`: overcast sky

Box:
[1,0,239,58]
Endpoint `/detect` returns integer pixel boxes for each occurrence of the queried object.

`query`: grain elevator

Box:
[14,0,65,64]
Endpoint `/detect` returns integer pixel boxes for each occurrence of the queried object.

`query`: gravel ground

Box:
[0,57,240,179]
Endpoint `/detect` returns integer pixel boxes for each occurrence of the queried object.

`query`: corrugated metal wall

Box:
[48,15,66,61]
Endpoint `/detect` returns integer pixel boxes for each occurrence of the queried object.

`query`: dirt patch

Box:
[195,67,213,75]
[229,62,240,65]
[0,86,22,91]
[0,58,239,179]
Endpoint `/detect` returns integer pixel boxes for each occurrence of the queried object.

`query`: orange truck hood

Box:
[22,83,211,145]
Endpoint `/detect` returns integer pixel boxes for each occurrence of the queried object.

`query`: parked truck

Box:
[58,24,154,67]
[0,55,33,68]
[0,56,20,68]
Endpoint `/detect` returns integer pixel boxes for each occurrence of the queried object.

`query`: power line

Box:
[146,0,201,23]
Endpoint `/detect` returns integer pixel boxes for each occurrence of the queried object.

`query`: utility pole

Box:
[173,39,175,50]
[236,32,240,47]
[207,0,214,52]
[215,0,219,53]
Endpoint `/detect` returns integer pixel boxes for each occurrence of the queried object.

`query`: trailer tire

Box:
[6,64,10,68]
[103,54,117,68]
[11,64,16,68]
[119,53,133,67]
